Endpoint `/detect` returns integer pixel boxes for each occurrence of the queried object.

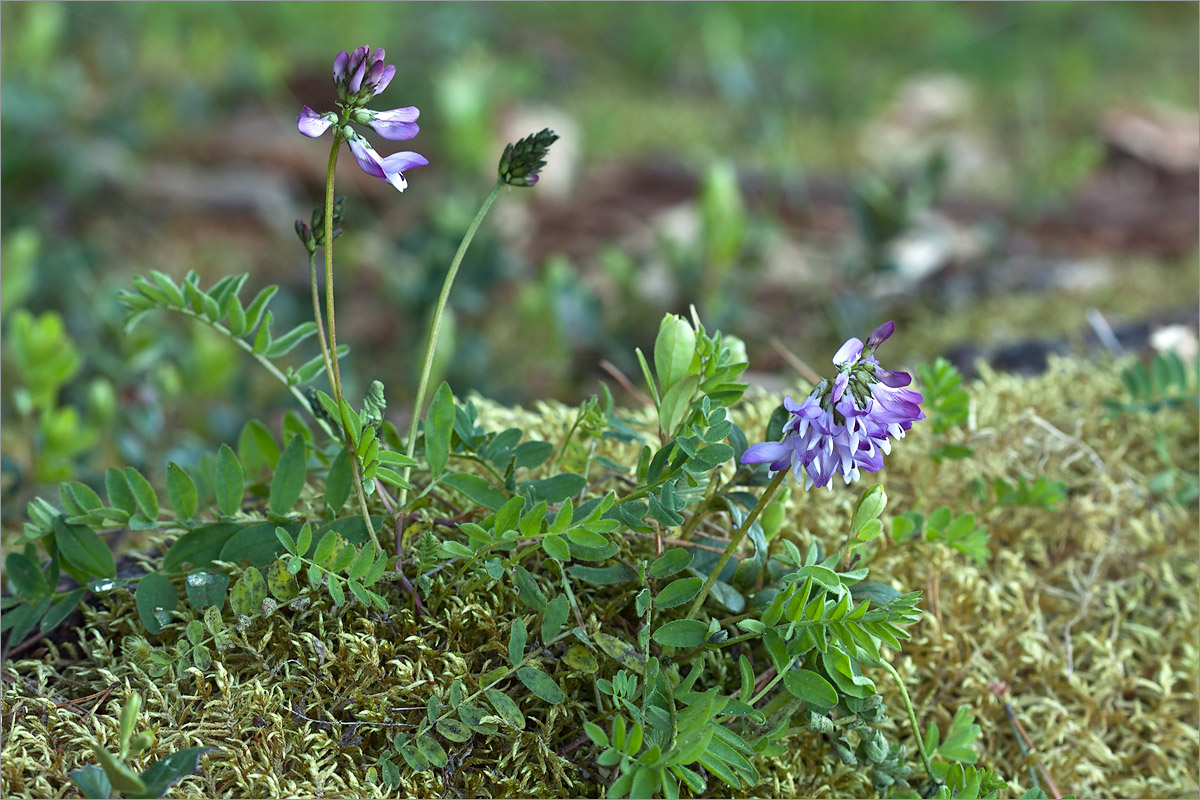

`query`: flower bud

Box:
[498,128,559,187]
[295,220,315,255]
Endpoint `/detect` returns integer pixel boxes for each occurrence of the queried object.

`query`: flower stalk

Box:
[686,469,786,620]
[320,128,382,553]
[398,129,559,508]
[398,180,504,508]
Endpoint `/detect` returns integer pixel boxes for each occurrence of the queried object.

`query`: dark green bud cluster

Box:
[498,128,559,187]
[296,196,347,255]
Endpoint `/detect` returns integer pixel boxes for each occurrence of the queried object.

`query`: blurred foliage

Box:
[2,1,1196,503]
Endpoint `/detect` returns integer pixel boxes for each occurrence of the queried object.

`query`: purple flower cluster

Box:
[741,321,924,490]
[297,46,427,192]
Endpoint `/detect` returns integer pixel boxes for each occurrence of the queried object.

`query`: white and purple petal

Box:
[369,106,420,140]
[740,440,795,472]
[347,134,387,179]
[380,150,429,174]
[332,50,350,84]
[297,106,335,138]
[833,337,863,366]
[867,321,895,349]
[373,64,396,96]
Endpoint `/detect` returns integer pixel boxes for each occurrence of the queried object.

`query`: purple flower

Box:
[741,321,924,490]
[347,132,427,192]
[297,46,427,191]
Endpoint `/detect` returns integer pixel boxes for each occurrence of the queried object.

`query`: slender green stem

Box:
[319,129,380,552]
[686,469,787,620]
[308,252,336,402]
[450,452,508,485]
[747,655,798,706]
[399,180,504,508]
[553,413,584,472]
[881,658,937,784]
[322,130,346,408]
[679,500,713,540]
[615,462,686,507]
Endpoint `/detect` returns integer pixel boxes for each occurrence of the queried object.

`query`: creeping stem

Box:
[399,180,504,508]
[320,128,381,552]
[685,469,786,620]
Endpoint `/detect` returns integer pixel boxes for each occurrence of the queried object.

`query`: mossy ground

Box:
[3,356,1197,799]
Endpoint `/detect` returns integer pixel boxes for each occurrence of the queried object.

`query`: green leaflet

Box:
[516,667,565,704]
[425,382,456,478]
[269,435,308,516]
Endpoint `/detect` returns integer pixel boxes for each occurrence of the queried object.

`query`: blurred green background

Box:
[2,1,1197,514]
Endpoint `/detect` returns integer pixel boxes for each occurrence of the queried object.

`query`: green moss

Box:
[3,356,1197,798]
